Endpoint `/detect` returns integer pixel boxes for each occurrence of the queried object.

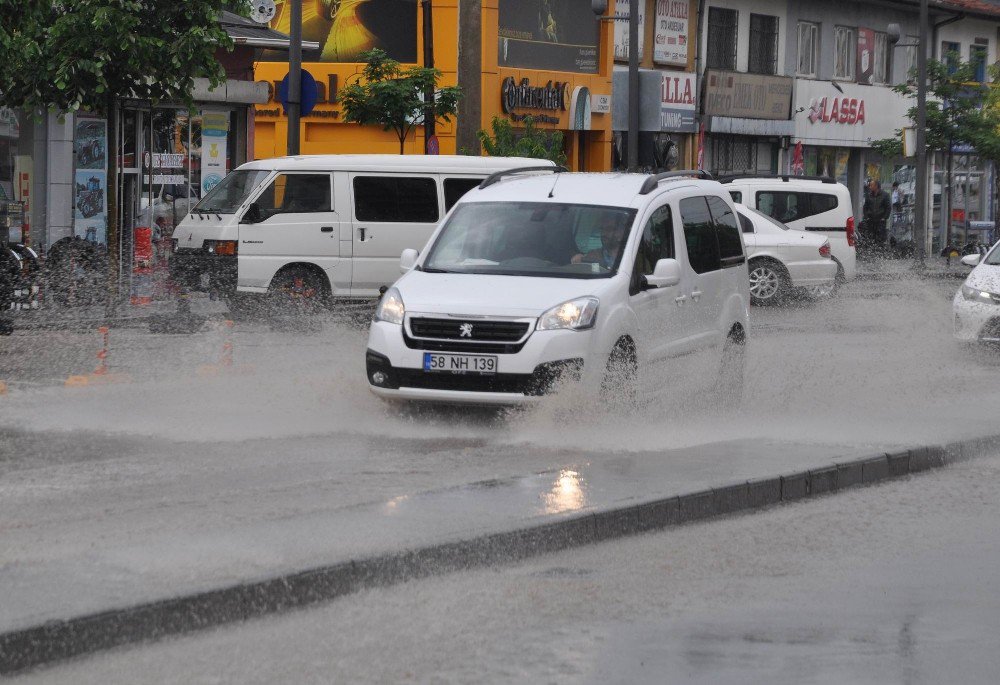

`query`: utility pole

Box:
[422,0,435,153]
[287,0,302,155]
[914,0,929,264]
[627,0,639,171]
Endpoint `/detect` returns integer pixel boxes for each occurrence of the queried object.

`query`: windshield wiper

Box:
[418,266,454,273]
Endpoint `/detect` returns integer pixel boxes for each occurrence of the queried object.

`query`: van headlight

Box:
[374,287,406,324]
[961,285,997,303]
[537,297,599,331]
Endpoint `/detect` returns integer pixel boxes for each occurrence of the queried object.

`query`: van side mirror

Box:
[644,258,681,288]
[961,253,981,267]
[400,248,419,273]
[241,203,262,224]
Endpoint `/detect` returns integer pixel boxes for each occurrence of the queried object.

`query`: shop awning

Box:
[219,10,320,51]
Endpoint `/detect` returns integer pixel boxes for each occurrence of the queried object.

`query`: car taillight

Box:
[819,242,831,258]
[846,216,856,247]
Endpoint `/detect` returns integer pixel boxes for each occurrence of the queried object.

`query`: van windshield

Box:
[422,202,636,279]
[193,169,271,214]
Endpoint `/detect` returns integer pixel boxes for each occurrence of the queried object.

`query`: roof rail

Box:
[717,173,837,184]
[478,165,567,189]
[638,170,714,195]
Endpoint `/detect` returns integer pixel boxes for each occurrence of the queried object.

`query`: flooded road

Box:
[3,270,1000,680]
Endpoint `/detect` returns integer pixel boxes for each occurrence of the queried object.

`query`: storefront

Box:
[611,68,696,170]
[701,70,793,175]
[254,0,615,170]
[254,0,449,157]
[791,79,909,238]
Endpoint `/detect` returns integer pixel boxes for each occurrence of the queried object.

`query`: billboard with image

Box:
[260,0,417,63]
[498,0,600,74]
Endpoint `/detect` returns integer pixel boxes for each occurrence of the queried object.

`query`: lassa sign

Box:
[807,96,866,125]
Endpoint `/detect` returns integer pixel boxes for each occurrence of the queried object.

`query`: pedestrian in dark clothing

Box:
[862,179,891,251]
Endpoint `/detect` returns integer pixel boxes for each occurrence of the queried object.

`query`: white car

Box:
[953,247,1000,343]
[734,204,837,305]
[720,175,856,285]
[366,169,750,406]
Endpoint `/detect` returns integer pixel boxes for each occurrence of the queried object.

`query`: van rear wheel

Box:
[715,327,746,409]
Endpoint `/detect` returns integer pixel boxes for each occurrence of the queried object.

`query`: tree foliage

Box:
[339,48,462,155]
[0,0,245,115]
[870,57,987,159]
[477,116,567,165]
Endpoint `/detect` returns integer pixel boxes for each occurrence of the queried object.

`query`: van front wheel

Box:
[268,268,328,317]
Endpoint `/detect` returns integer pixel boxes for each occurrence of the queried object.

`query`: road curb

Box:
[2,433,998,675]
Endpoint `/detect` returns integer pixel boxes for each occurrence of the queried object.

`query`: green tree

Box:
[339,48,462,155]
[0,0,245,303]
[477,115,567,165]
[965,65,1000,240]
[871,57,986,159]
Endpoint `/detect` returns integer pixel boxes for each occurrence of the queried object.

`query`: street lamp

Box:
[594,0,640,172]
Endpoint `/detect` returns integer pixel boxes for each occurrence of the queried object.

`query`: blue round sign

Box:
[278,69,319,117]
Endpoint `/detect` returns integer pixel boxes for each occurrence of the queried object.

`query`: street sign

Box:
[279,69,319,117]
[427,135,440,155]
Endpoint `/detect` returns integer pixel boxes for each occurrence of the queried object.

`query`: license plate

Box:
[423,352,498,375]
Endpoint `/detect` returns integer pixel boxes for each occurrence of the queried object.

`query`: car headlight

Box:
[374,287,405,324]
[961,285,997,303]
[537,297,599,331]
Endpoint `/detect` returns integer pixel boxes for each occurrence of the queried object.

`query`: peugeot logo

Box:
[459,323,474,338]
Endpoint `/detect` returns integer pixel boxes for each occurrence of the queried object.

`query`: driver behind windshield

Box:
[572,214,628,269]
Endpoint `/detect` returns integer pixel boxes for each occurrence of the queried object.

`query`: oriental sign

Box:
[501,77,568,125]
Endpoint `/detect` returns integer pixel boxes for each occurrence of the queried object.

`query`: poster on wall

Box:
[498,0,600,73]
[73,118,107,246]
[857,28,875,85]
[201,111,229,196]
[654,0,689,66]
[260,0,416,62]
[613,0,644,61]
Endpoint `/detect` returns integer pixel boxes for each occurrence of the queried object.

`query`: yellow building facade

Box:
[253,0,614,171]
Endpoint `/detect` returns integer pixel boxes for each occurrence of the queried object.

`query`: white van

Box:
[719,175,856,284]
[170,155,555,305]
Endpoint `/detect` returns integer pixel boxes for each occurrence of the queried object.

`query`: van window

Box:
[354,176,439,223]
[635,205,675,276]
[255,173,331,218]
[679,197,721,274]
[707,196,744,267]
[444,178,483,211]
[756,191,839,223]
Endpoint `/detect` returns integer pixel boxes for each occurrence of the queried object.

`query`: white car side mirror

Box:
[961,254,981,267]
[400,248,419,273]
[644,258,681,288]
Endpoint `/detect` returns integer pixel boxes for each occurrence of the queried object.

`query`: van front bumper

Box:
[170,250,236,293]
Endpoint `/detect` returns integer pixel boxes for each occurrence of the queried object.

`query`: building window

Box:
[749,14,779,74]
[970,43,988,82]
[942,41,961,73]
[905,35,918,83]
[707,7,738,70]
[834,26,856,80]
[873,31,890,84]
[797,22,819,77]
